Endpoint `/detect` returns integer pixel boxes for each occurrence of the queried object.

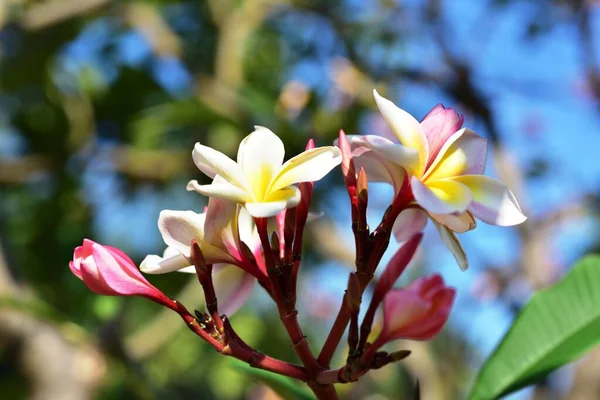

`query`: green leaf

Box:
[468,255,600,399]
[229,359,313,400]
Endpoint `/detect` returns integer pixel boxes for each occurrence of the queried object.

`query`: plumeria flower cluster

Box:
[69,94,525,399]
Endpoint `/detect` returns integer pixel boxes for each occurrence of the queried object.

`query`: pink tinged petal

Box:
[158,210,206,256]
[400,288,456,339]
[269,146,342,193]
[452,175,527,226]
[382,289,430,338]
[140,253,190,274]
[213,264,255,316]
[373,89,429,176]
[186,179,251,204]
[429,211,476,234]
[424,128,488,181]
[192,143,250,191]
[353,149,406,193]
[432,220,468,271]
[421,105,464,168]
[70,246,84,279]
[392,208,429,242]
[411,176,473,214]
[351,135,419,175]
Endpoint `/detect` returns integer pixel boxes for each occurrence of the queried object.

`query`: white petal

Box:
[157,210,205,256]
[186,179,251,204]
[393,208,429,242]
[432,220,468,271]
[238,207,260,250]
[193,143,250,191]
[237,126,284,180]
[411,176,473,214]
[140,253,190,274]
[373,89,429,175]
[452,175,527,226]
[268,147,341,193]
[353,148,406,192]
[351,135,420,175]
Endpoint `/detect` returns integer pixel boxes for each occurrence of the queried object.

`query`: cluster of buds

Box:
[69,91,525,399]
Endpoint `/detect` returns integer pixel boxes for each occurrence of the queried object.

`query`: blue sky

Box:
[2,1,599,398]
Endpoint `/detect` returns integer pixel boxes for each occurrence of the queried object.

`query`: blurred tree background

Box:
[1,0,600,399]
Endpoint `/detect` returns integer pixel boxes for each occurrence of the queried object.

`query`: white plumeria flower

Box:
[141,247,254,315]
[140,195,262,315]
[351,90,527,270]
[187,126,342,218]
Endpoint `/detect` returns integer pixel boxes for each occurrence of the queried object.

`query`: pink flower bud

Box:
[378,274,455,344]
[70,239,171,305]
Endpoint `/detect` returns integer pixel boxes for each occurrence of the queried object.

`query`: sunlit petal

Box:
[157,210,205,256]
[140,253,190,274]
[245,186,302,218]
[186,179,251,204]
[192,143,250,190]
[411,176,473,214]
[269,147,341,193]
[452,175,527,226]
[238,127,285,198]
[373,89,429,175]
[424,128,487,181]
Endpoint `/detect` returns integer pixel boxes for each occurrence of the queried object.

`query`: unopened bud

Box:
[357,167,368,208]
[191,240,211,283]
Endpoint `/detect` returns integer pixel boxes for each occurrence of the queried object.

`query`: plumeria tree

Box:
[70,92,527,399]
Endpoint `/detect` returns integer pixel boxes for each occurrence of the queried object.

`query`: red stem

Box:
[318,185,412,367]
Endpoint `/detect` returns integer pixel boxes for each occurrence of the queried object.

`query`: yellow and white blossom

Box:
[351,90,526,270]
[187,127,342,218]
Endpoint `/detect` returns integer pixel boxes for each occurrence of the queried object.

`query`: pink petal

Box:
[392,208,428,242]
[91,243,155,297]
[421,105,464,168]
[424,128,488,181]
[213,264,255,316]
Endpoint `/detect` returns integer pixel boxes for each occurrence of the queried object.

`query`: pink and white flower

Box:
[140,194,263,315]
[351,90,527,270]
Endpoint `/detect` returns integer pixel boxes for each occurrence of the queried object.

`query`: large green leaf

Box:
[469,255,600,399]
